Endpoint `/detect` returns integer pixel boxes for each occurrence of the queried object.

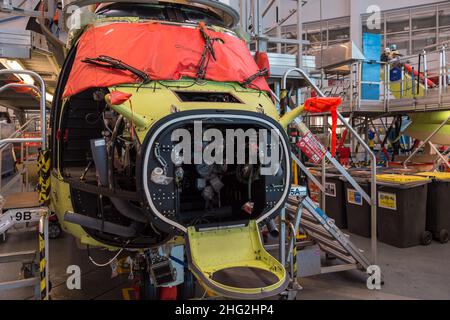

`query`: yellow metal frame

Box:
[50,9,298,298]
[108,81,280,142]
[53,78,298,297]
[54,80,283,248]
[186,220,288,299]
[50,174,114,248]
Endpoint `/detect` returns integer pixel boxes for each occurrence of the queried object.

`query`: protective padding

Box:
[63,22,270,98]
[186,220,288,299]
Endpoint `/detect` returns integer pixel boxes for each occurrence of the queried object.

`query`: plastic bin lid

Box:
[416,172,450,181]
[376,174,430,184]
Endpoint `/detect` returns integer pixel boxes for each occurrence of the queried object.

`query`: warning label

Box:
[297,132,327,164]
[290,186,306,197]
[347,189,363,206]
[325,182,336,197]
[23,132,41,147]
[378,192,397,211]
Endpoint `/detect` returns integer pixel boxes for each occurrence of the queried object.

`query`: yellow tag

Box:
[347,189,363,206]
[378,192,397,211]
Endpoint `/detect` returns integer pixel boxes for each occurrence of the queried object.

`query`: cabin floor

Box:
[1,228,449,300]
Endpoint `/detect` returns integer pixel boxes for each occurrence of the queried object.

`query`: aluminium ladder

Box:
[286,196,372,273]
[0,69,49,300]
[278,67,378,267]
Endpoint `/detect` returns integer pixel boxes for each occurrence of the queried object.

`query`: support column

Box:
[350,0,362,50]
[275,0,282,53]
[296,0,303,68]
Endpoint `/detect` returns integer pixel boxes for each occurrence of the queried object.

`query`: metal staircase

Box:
[0,69,49,300]
[286,196,371,272]
[275,67,379,300]
[278,67,378,267]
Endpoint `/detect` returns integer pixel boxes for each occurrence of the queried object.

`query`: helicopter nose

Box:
[139,110,292,234]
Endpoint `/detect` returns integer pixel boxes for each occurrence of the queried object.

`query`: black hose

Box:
[90,138,149,224]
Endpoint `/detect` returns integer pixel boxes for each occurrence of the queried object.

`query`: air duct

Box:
[90,138,149,224]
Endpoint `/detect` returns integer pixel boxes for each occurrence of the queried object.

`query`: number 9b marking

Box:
[15,211,32,222]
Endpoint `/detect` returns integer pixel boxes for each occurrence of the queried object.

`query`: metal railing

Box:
[0,70,46,149]
[0,116,41,192]
[279,67,378,265]
[310,45,450,113]
[403,114,450,168]
[0,70,47,193]
[0,69,49,300]
[240,0,307,65]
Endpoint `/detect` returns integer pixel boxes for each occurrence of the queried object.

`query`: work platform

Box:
[0,191,50,300]
[339,90,450,116]
[263,39,450,116]
[3,191,39,210]
[0,68,49,300]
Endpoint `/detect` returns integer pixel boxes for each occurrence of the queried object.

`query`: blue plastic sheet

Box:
[361,33,382,100]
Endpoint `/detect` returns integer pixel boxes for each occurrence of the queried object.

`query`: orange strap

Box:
[109,91,133,105]
[198,21,207,33]
[303,97,342,156]
[53,9,59,25]
[338,129,348,149]
[108,91,134,139]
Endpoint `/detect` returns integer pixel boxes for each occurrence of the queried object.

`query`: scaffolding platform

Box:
[0,195,49,300]
[3,191,40,210]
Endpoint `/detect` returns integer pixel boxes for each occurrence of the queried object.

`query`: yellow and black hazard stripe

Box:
[280,89,289,116]
[39,227,48,300]
[38,150,51,204]
[292,239,297,279]
[352,160,386,168]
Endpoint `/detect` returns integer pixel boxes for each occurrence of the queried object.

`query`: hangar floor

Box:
[1,228,449,300]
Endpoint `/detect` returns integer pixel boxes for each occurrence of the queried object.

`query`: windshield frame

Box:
[95,2,228,28]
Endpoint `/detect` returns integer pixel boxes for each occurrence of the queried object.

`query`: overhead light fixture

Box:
[0,58,35,85]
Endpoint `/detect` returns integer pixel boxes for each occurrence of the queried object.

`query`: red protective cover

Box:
[254,51,271,76]
[63,23,270,98]
[109,91,132,105]
[8,81,33,94]
[303,97,342,157]
[159,286,177,300]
